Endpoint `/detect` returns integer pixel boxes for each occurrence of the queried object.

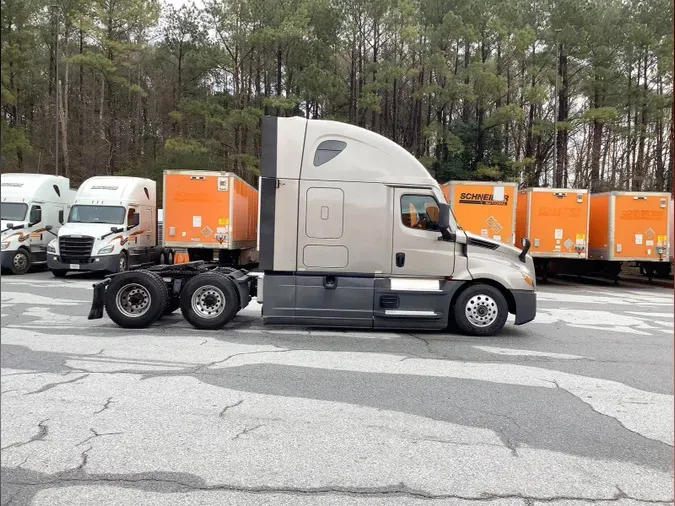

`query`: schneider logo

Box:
[459,193,509,206]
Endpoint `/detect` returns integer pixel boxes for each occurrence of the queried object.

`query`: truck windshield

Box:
[1,202,28,221]
[68,205,126,224]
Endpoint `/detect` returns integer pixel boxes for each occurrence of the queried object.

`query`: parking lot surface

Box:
[1,271,673,505]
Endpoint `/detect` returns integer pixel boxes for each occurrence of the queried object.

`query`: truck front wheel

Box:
[10,249,31,275]
[180,272,239,330]
[104,270,168,328]
[117,251,128,273]
[453,284,509,336]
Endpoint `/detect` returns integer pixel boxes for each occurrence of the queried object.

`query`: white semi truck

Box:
[89,116,536,336]
[47,176,171,277]
[1,174,76,275]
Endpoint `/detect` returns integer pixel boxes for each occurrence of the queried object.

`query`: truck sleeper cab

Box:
[89,117,536,336]
[48,176,170,277]
[1,174,76,275]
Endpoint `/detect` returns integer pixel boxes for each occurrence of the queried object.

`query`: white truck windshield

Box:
[1,202,28,221]
[68,205,126,224]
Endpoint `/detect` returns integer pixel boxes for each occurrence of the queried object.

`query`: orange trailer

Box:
[588,191,671,262]
[516,188,590,259]
[442,181,518,244]
[163,170,258,263]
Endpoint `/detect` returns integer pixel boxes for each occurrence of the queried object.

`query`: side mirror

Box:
[6,223,14,230]
[438,204,454,241]
[111,226,124,233]
[45,225,57,236]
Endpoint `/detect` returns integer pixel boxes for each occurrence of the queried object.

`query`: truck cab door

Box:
[391,189,455,277]
[374,188,460,331]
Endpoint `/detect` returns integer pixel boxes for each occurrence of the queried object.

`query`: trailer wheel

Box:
[10,249,31,275]
[180,272,238,330]
[104,270,168,328]
[452,284,509,336]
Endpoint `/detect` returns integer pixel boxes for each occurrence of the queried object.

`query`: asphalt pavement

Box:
[1,271,673,505]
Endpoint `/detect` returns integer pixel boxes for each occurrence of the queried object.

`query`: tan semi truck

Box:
[89,116,537,336]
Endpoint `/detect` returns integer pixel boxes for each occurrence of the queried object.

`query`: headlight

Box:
[47,240,57,253]
[0,241,10,251]
[98,244,114,255]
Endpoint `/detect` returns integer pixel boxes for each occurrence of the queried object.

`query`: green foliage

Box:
[164,137,209,154]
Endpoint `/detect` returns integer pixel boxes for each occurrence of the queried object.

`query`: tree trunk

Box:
[555,43,568,187]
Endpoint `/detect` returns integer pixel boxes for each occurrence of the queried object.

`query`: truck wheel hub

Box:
[13,254,26,269]
[465,294,498,327]
[192,285,226,319]
[116,284,151,317]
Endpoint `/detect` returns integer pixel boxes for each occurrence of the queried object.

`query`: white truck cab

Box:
[47,176,165,277]
[1,174,75,274]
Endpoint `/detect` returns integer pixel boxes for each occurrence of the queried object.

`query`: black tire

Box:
[52,269,68,278]
[104,270,169,328]
[117,251,129,273]
[452,283,509,336]
[167,250,174,265]
[10,249,31,275]
[180,271,239,330]
[164,296,180,315]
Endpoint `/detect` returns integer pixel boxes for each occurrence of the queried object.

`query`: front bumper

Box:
[47,253,120,273]
[0,250,17,270]
[511,289,536,325]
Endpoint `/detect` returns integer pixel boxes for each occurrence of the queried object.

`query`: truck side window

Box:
[313,140,347,166]
[401,195,440,231]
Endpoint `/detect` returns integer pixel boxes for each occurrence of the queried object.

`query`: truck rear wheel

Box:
[104,270,168,328]
[179,272,238,330]
[453,284,508,336]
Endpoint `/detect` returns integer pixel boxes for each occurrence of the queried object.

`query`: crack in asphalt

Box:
[1,476,671,503]
[25,374,90,395]
[75,429,124,447]
[545,379,674,448]
[1,420,49,451]
[231,424,264,440]
[93,397,114,415]
[219,400,243,418]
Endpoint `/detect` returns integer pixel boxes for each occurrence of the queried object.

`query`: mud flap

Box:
[88,280,110,320]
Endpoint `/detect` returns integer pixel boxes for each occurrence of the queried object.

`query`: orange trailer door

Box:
[612,193,670,260]
[528,190,589,257]
[163,172,232,248]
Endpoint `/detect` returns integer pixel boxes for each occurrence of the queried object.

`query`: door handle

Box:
[323,275,337,290]
[395,252,405,267]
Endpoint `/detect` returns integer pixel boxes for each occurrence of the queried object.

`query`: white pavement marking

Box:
[1,373,672,501]
[627,311,673,319]
[474,346,585,360]
[3,328,672,446]
[1,292,86,306]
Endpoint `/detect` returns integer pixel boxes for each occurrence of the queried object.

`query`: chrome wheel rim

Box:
[13,252,27,270]
[191,285,226,319]
[119,255,127,272]
[115,283,151,318]
[465,294,498,327]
